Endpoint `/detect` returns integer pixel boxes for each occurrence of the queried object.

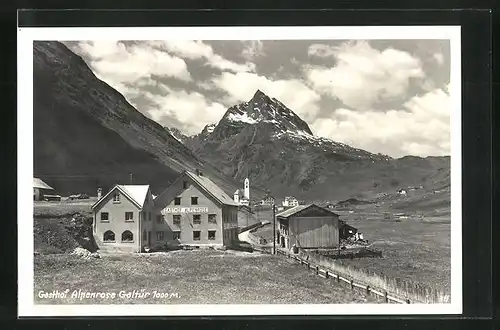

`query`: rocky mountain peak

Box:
[164,126,189,143]
[212,90,314,140]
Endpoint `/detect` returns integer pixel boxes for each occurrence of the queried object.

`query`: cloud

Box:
[311,86,450,157]
[305,40,425,110]
[150,40,256,73]
[241,40,265,61]
[138,88,227,135]
[209,71,321,121]
[73,41,192,89]
[433,53,444,65]
[307,43,337,58]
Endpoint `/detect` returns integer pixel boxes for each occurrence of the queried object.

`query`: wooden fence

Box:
[275,249,411,304]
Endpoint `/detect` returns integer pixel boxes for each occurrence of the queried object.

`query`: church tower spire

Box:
[244,177,250,200]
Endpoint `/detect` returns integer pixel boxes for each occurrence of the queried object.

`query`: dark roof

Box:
[185,171,238,206]
[276,204,339,219]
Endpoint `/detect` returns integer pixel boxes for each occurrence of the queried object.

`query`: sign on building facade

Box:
[162,207,209,214]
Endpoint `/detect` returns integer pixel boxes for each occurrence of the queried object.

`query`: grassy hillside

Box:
[33,41,259,198]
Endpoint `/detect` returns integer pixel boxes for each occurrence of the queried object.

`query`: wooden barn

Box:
[276,204,340,250]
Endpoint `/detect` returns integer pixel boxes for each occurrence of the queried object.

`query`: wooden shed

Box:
[33,177,55,201]
[276,204,340,250]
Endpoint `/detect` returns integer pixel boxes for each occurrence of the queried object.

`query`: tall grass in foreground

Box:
[299,250,450,304]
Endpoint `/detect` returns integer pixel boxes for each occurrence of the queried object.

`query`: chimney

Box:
[97,187,102,200]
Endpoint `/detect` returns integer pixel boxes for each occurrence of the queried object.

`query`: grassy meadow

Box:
[34,249,378,304]
[253,198,451,294]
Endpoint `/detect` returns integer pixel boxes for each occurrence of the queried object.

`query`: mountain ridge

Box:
[183,90,449,201]
[33,41,264,198]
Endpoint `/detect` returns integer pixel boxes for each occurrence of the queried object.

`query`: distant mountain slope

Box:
[164,126,189,144]
[186,90,450,201]
[33,41,257,197]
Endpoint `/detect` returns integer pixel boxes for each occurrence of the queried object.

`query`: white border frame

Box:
[18,26,462,316]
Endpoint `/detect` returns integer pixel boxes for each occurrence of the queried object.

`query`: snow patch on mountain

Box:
[227,112,260,124]
[206,124,216,133]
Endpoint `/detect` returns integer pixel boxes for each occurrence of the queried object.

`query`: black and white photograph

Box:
[18,26,462,316]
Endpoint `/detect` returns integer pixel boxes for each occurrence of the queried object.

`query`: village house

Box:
[154,170,239,248]
[276,204,340,250]
[91,184,158,253]
[33,177,55,201]
[260,195,275,206]
[282,196,299,207]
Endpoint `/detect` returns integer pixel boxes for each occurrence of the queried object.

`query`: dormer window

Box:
[191,197,198,205]
[113,193,120,203]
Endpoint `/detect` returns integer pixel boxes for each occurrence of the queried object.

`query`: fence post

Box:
[350,279,354,290]
[384,291,388,303]
[315,266,319,275]
[336,274,340,283]
[307,262,310,270]
[325,271,329,279]
[366,285,370,296]
[406,299,411,304]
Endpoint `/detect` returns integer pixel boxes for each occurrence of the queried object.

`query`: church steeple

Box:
[244,178,250,200]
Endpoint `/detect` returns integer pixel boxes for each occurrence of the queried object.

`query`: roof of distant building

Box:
[276,204,339,219]
[33,178,54,190]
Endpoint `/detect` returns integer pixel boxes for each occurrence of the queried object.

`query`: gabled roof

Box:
[185,171,238,206]
[277,204,339,219]
[92,184,150,210]
[118,185,150,208]
[33,178,54,190]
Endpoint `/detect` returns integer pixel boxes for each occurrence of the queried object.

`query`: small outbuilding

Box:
[33,177,55,201]
[276,204,340,250]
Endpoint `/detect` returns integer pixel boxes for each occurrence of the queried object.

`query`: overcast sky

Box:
[64,39,451,158]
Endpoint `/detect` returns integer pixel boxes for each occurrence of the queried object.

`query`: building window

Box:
[100,212,109,222]
[193,214,201,224]
[208,214,217,224]
[208,230,216,240]
[148,212,151,221]
[125,212,133,221]
[113,193,120,203]
[173,231,181,240]
[103,230,115,242]
[193,231,201,241]
[156,215,163,223]
[183,181,188,189]
[143,230,147,241]
[191,196,198,205]
[121,230,133,242]
[173,214,181,225]
[174,197,181,205]
[156,231,164,241]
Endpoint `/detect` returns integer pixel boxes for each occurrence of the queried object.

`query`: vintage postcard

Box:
[18,25,462,316]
